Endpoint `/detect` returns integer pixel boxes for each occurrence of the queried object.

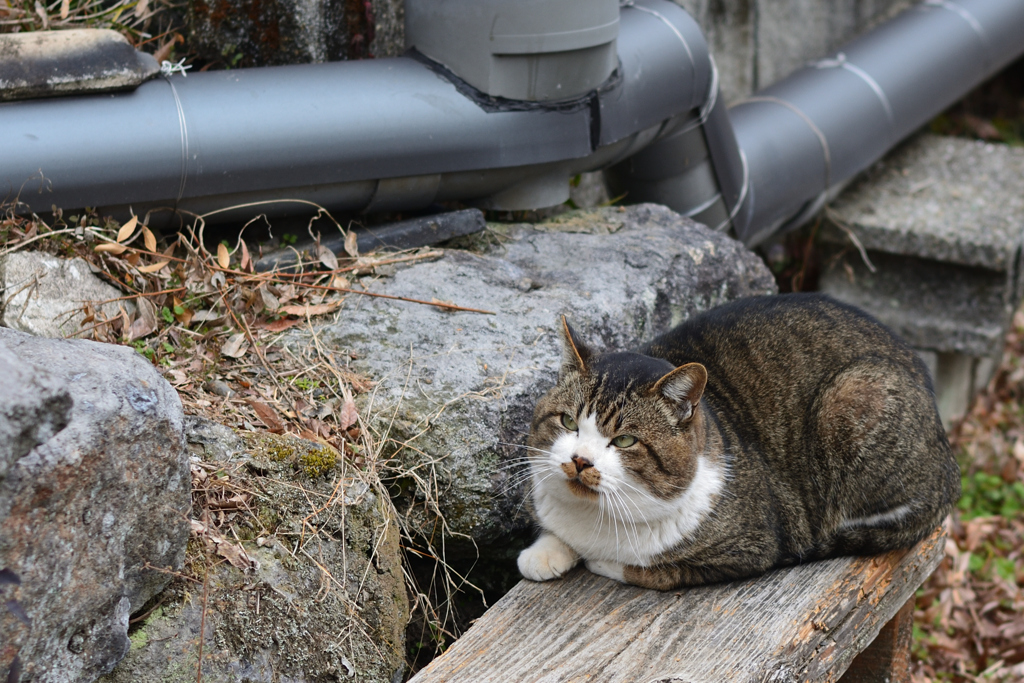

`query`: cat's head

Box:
[528,317,708,507]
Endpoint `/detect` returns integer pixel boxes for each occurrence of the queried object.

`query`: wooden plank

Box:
[410,526,944,683]
[838,597,915,683]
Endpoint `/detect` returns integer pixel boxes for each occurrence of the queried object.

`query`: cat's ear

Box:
[653,363,707,422]
[558,316,591,377]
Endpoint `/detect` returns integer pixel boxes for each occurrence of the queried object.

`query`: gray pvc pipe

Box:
[0,0,709,223]
[728,0,1024,246]
[6,0,1019,243]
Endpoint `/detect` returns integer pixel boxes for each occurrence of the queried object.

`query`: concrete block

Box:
[672,0,757,104]
[754,0,910,93]
[821,133,1024,426]
[914,349,996,429]
[820,249,1009,359]
[934,352,978,428]
[672,0,910,103]
[825,134,1024,273]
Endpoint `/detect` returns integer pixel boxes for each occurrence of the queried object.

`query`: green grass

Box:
[958,470,1024,520]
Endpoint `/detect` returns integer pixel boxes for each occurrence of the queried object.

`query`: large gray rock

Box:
[0,251,133,338]
[0,329,190,683]
[284,205,776,548]
[102,424,409,683]
[0,341,71,478]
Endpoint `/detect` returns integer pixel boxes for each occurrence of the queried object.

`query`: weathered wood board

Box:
[410,527,945,683]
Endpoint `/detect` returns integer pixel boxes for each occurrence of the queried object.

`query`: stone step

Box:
[821,133,1024,426]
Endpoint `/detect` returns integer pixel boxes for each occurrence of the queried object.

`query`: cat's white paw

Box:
[585,559,626,583]
[518,533,579,581]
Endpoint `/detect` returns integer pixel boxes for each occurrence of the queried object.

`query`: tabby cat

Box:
[518,293,960,590]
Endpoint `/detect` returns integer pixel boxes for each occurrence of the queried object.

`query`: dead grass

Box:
[0,0,182,59]
[1,197,492,678]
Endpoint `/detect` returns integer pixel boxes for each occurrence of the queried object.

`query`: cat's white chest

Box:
[532,455,723,566]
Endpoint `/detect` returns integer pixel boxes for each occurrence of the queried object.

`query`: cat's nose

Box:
[571,455,593,473]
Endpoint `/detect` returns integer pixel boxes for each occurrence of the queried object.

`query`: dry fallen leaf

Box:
[94,243,128,255]
[344,230,359,258]
[259,317,303,332]
[34,0,47,27]
[318,244,339,271]
[117,216,138,243]
[172,296,193,326]
[247,399,285,432]
[59,0,68,19]
[214,540,256,573]
[431,297,457,312]
[127,297,158,340]
[221,333,248,358]
[137,260,170,274]
[153,38,175,64]
[217,243,230,269]
[338,395,359,431]
[280,300,343,317]
[208,494,249,510]
[190,519,258,571]
[240,239,251,272]
[257,284,280,312]
[142,226,157,252]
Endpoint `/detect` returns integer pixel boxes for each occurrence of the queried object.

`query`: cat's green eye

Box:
[561,413,578,431]
[612,434,637,448]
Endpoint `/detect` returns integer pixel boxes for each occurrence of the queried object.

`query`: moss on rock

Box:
[100,423,408,683]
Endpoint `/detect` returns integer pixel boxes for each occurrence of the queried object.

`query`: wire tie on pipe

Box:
[621,1,696,84]
[674,55,721,138]
[737,96,833,194]
[814,52,895,136]
[923,0,994,67]
[160,58,192,78]
[683,193,723,219]
[162,63,191,205]
[713,148,749,233]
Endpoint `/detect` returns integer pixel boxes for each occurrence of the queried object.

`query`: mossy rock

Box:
[100,426,408,683]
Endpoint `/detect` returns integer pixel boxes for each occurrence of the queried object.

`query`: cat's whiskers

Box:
[494,457,534,470]
[589,495,610,547]
[496,456,562,497]
[606,486,642,564]
[502,465,537,482]
[608,476,657,540]
[494,455,544,472]
[602,488,624,564]
[496,441,556,457]
[496,469,539,496]
[509,470,560,518]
